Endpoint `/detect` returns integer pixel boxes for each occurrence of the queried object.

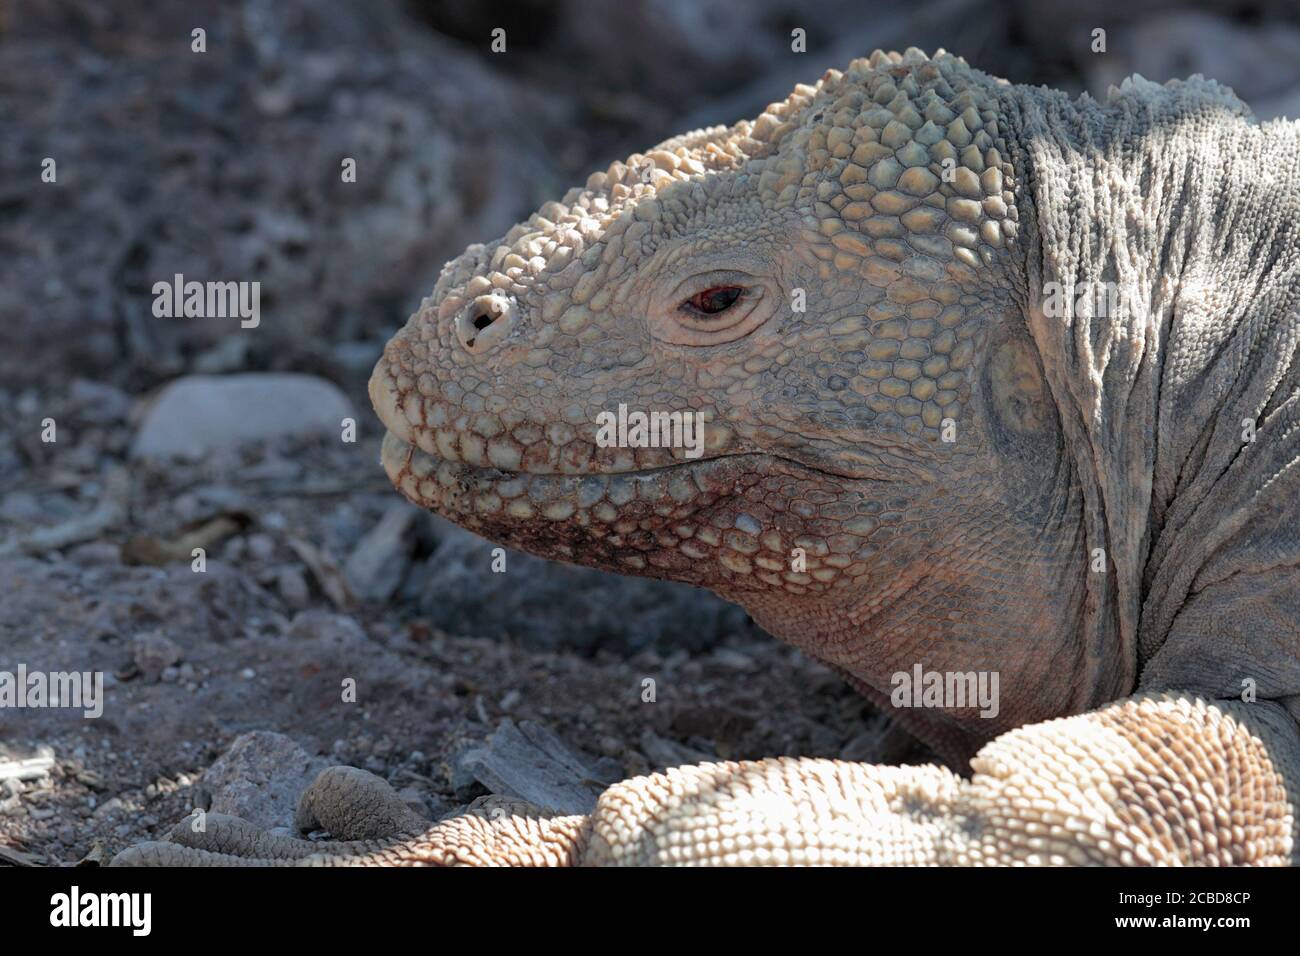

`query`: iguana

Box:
[117,49,1300,866]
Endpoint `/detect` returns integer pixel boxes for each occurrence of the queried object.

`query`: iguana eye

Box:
[682,285,743,316]
[652,270,776,346]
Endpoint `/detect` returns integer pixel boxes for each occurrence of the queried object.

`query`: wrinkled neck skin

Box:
[997,79,1300,705]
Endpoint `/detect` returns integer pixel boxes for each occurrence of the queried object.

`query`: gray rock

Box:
[286,608,367,645]
[0,491,41,523]
[245,533,276,562]
[454,719,623,815]
[192,336,252,375]
[343,503,420,602]
[131,374,353,461]
[638,729,715,771]
[66,541,122,566]
[200,731,330,831]
[276,565,311,609]
[130,632,182,681]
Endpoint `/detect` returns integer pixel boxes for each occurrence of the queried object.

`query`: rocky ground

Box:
[0,382,909,863]
[4,0,1300,865]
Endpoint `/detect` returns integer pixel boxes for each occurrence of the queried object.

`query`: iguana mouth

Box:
[379,428,807,579]
[380,428,763,520]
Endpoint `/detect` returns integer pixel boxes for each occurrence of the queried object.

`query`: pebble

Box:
[92,797,123,820]
[246,533,275,561]
[131,632,182,681]
[277,566,310,608]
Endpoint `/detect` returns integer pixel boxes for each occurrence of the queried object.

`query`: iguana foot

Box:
[576,693,1299,865]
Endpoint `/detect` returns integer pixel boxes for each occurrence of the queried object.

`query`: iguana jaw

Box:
[377,425,882,593]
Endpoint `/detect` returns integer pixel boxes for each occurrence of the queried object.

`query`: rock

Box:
[637,730,714,770]
[840,720,918,765]
[200,732,331,831]
[66,541,122,565]
[286,609,367,644]
[131,374,353,461]
[343,503,420,601]
[709,648,757,670]
[91,797,124,821]
[331,340,385,379]
[130,632,182,681]
[192,336,252,375]
[0,491,41,523]
[246,533,276,562]
[454,719,623,814]
[276,565,311,609]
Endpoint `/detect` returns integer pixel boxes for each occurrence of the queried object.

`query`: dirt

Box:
[1,414,917,865]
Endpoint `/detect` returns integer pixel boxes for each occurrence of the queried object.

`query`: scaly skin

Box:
[117,49,1300,866]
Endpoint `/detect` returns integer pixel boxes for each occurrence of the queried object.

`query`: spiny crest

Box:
[441,124,763,305]
[765,47,1019,290]
[435,48,1011,309]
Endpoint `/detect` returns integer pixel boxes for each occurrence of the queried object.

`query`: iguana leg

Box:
[112,766,588,866]
[115,693,1299,866]
[606,692,1300,865]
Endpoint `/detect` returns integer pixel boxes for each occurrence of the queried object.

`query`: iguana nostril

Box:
[456,293,517,352]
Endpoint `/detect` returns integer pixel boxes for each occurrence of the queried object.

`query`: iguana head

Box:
[371,49,1096,759]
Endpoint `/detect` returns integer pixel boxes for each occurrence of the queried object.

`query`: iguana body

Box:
[118,49,1300,866]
